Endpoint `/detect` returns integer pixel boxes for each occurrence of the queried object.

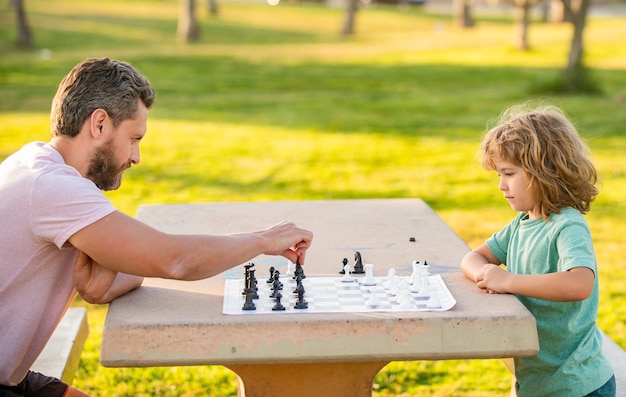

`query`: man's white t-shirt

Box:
[0,142,116,386]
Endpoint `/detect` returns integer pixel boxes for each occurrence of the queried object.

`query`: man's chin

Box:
[99,177,123,191]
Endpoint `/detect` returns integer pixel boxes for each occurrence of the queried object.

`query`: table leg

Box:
[226,361,389,397]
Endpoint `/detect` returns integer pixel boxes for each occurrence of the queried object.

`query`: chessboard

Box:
[222,272,456,315]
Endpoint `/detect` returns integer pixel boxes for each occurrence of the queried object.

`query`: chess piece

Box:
[352,251,365,274]
[339,257,348,274]
[383,268,397,289]
[294,283,308,309]
[248,268,258,299]
[270,271,283,298]
[409,261,422,292]
[426,285,442,308]
[363,263,376,286]
[409,260,421,284]
[272,292,286,311]
[397,287,415,310]
[365,291,380,307]
[242,290,256,311]
[242,263,253,295]
[285,261,295,277]
[294,260,306,279]
[293,276,305,294]
[341,264,355,282]
[416,267,431,298]
[267,266,275,283]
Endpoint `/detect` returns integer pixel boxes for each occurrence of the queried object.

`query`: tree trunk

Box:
[11,0,33,48]
[207,0,219,17]
[514,0,531,50]
[549,0,566,21]
[563,0,590,84]
[341,0,359,36]
[453,0,474,28]
[178,0,200,42]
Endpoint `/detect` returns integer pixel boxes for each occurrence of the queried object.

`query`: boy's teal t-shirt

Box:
[487,207,613,397]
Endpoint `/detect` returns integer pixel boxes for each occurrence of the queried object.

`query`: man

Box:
[0,58,313,397]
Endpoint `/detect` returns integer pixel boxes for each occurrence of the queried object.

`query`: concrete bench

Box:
[505,329,626,395]
[31,307,89,384]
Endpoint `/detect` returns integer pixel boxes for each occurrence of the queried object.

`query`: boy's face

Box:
[493,159,536,218]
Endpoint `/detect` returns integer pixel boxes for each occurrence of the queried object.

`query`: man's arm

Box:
[73,250,143,304]
[69,210,313,282]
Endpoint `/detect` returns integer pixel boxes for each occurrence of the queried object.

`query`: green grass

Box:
[1,0,625,395]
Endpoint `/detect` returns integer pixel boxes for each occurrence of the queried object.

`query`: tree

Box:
[505,0,594,92]
[561,0,592,91]
[207,0,219,17]
[178,0,200,42]
[11,0,33,48]
[453,0,475,28]
[341,0,359,36]
[506,0,543,50]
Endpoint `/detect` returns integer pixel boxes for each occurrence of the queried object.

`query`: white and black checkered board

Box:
[223,274,455,315]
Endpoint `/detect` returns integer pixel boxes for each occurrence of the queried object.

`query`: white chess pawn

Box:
[363,263,376,286]
[416,270,431,298]
[383,268,397,289]
[409,260,421,285]
[341,264,355,282]
[366,291,381,307]
[409,265,421,292]
[391,278,407,297]
[427,285,442,308]
[398,289,416,310]
[418,266,430,291]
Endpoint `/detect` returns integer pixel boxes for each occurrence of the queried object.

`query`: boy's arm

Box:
[462,243,595,302]
[461,243,501,283]
[477,266,594,302]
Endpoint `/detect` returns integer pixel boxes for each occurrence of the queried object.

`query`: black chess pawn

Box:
[247,269,259,299]
[293,275,305,294]
[266,266,275,283]
[242,263,254,295]
[242,290,256,311]
[352,251,365,274]
[293,282,308,309]
[270,271,283,298]
[273,270,283,288]
[339,257,348,274]
[294,261,306,279]
[272,292,286,311]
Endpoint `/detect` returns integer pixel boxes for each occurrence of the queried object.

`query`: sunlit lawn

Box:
[1,0,625,395]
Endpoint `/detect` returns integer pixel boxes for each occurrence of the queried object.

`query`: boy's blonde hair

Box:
[480,104,599,219]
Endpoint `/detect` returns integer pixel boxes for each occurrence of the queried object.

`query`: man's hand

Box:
[73,251,143,304]
[73,251,118,304]
[261,221,313,265]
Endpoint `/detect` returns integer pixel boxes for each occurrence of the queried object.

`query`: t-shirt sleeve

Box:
[555,222,597,274]
[30,170,117,248]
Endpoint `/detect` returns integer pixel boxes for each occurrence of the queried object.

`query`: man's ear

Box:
[89,109,109,139]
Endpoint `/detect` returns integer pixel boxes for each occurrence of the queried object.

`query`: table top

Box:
[101,198,538,368]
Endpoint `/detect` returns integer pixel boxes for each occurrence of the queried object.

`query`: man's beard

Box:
[86,140,129,191]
